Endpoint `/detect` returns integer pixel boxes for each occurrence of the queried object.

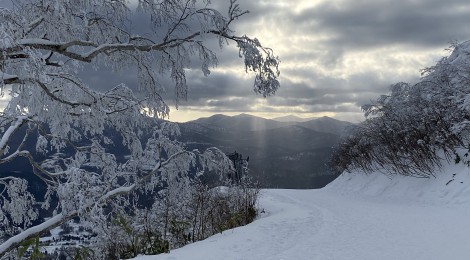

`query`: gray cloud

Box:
[297,0,470,50]
[174,69,393,115]
[176,71,254,103]
[189,0,470,120]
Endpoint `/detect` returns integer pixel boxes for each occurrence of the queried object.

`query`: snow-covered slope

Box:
[326,160,470,206]
[133,160,470,260]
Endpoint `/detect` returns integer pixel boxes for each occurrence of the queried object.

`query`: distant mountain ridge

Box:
[296,116,353,136]
[271,115,315,122]
[192,113,289,132]
[179,114,353,188]
[191,114,353,135]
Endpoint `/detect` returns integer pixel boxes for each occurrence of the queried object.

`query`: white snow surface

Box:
[134,161,470,260]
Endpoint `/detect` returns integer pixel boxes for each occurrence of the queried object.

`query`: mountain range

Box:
[178,114,353,188]
[1,114,353,190]
[271,115,316,122]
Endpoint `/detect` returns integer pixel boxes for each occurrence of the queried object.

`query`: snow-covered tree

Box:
[0,0,280,256]
[331,41,470,177]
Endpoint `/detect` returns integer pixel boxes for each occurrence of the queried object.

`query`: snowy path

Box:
[135,187,470,260]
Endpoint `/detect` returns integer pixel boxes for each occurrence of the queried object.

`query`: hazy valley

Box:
[179,114,352,188]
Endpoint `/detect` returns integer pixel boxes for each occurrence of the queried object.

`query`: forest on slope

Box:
[180,114,351,188]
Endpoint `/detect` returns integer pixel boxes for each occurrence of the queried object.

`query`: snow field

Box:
[134,160,470,260]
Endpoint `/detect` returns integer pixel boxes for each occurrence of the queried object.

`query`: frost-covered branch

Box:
[0,115,28,155]
[0,146,221,257]
[227,0,250,27]
[0,0,278,257]
[0,71,19,85]
[1,0,279,99]
[0,213,66,258]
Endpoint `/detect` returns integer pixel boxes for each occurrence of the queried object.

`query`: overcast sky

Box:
[163,0,470,122]
[3,0,470,122]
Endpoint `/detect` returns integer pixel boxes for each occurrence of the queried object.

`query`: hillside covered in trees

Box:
[180,114,350,188]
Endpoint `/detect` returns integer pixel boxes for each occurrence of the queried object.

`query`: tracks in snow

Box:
[136,188,470,260]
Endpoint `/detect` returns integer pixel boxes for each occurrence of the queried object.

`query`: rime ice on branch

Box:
[0,0,279,257]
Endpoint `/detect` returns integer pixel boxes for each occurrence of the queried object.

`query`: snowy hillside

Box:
[133,160,470,260]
